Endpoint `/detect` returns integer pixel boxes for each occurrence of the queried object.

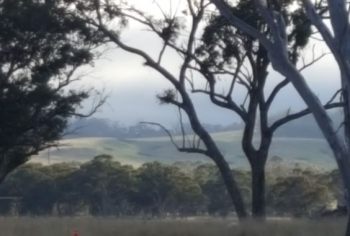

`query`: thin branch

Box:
[266,47,328,110]
[187,0,196,17]
[298,47,329,72]
[139,122,208,155]
[266,78,289,110]
[192,88,247,120]
[227,54,246,97]
[326,89,343,105]
[241,90,249,113]
[70,89,108,118]
[94,0,103,25]
[335,122,345,134]
[140,122,180,149]
[157,43,167,64]
[179,4,205,85]
[178,107,186,148]
[270,102,344,132]
[178,147,208,155]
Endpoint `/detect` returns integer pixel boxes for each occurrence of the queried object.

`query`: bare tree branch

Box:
[298,46,329,72]
[327,89,343,105]
[139,122,208,155]
[69,89,108,118]
[266,46,328,110]
[270,102,344,132]
[179,4,205,85]
[266,78,289,111]
[227,54,246,97]
[191,88,247,121]
[140,122,180,149]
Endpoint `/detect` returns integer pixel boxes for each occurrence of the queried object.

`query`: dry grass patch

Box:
[0,218,346,236]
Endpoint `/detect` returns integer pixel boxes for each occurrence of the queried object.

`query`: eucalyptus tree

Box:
[210,0,350,232]
[0,0,106,183]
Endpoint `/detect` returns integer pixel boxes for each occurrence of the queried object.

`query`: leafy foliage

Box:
[0,157,340,218]
[196,0,311,72]
[0,0,105,181]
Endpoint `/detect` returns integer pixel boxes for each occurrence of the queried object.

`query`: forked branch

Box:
[140,122,208,155]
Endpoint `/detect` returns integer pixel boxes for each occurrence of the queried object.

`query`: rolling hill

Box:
[33,130,336,170]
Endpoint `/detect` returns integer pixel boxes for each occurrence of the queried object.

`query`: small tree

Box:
[267,167,333,217]
[0,0,106,182]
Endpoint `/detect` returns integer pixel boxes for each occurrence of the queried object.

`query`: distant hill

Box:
[66,109,343,140]
[34,130,336,170]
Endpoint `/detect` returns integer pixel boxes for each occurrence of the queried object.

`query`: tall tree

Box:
[0,0,106,182]
[210,0,350,233]
[66,0,248,219]
[191,0,341,219]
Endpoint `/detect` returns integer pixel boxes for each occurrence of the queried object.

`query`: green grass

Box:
[34,131,335,169]
[0,217,346,236]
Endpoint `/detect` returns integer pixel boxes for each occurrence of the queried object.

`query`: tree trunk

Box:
[346,214,350,236]
[213,155,248,220]
[211,0,350,233]
[251,163,266,221]
[242,134,271,221]
[183,99,248,220]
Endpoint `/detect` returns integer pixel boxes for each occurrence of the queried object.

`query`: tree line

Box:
[0,154,342,218]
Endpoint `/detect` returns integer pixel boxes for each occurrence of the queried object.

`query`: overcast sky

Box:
[74,0,341,127]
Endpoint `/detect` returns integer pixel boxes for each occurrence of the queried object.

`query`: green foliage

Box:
[136,162,205,217]
[0,157,338,218]
[0,0,104,180]
[196,0,312,71]
[267,167,335,217]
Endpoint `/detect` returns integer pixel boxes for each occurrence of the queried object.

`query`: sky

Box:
[74,0,341,127]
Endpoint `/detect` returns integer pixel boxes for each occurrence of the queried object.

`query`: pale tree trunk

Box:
[322,3,350,233]
[273,57,350,235]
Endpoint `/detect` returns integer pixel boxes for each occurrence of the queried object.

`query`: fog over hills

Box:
[33,111,343,170]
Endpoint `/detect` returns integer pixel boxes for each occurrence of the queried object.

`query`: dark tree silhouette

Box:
[0,0,106,183]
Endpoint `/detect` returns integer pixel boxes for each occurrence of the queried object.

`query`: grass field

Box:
[0,218,346,236]
[34,130,336,170]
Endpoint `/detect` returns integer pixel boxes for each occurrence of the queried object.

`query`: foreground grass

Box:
[0,218,347,236]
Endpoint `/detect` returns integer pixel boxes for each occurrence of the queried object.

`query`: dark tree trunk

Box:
[181,97,248,220]
[251,163,266,220]
[213,155,248,220]
[344,210,350,236]
[243,135,271,221]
